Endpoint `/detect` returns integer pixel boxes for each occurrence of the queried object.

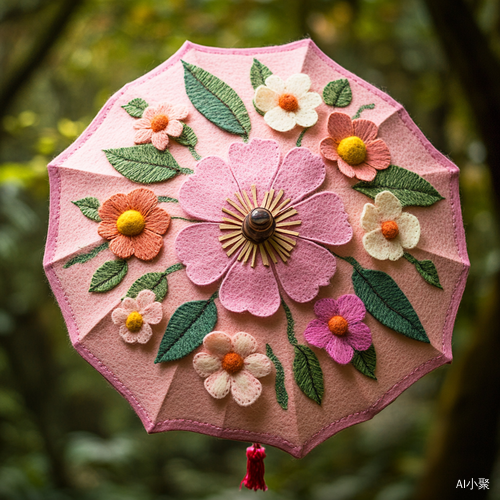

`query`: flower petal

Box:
[151,130,169,150]
[292,192,353,246]
[352,119,378,142]
[193,352,222,377]
[264,106,296,132]
[285,73,311,97]
[111,307,128,324]
[347,322,372,351]
[314,298,338,322]
[99,193,129,220]
[157,103,189,120]
[176,223,237,285]
[365,139,391,170]
[319,137,339,161]
[352,163,377,182]
[141,302,162,324]
[204,331,232,356]
[132,230,164,261]
[360,203,380,232]
[337,294,366,323]
[374,191,402,220]
[134,118,152,130]
[298,92,322,110]
[109,234,134,259]
[244,353,272,378]
[396,212,420,249]
[178,156,239,222]
[232,332,257,358]
[205,370,231,399]
[273,238,336,303]
[271,147,326,204]
[143,106,156,120]
[336,158,357,178]
[144,207,170,235]
[327,112,353,141]
[294,108,318,128]
[136,289,155,309]
[231,371,262,406]
[97,220,120,240]
[254,86,278,112]
[219,260,280,317]
[326,336,354,364]
[119,325,138,344]
[134,128,153,144]
[165,120,183,137]
[363,229,404,261]
[136,323,153,344]
[304,319,332,349]
[127,188,158,215]
[264,75,285,94]
[121,297,139,312]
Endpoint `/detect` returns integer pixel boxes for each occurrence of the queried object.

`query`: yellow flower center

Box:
[151,114,169,132]
[381,220,399,240]
[337,136,367,165]
[116,210,145,236]
[125,311,143,332]
[328,315,349,336]
[221,351,244,374]
[278,93,299,112]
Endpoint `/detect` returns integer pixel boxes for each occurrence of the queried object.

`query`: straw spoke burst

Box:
[219,185,301,267]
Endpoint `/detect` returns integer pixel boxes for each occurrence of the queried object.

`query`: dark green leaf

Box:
[352,165,445,207]
[72,197,101,222]
[352,103,375,120]
[125,263,184,302]
[174,123,198,147]
[250,58,272,90]
[182,60,251,139]
[266,344,288,410]
[323,79,352,107]
[157,196,178,203]
[104,144,193,184]
[352,345,377,380]
[155,292,218,363]
[64,242,108,268]
[89,260,128,293]
[404,253,443,289]
[122,98,148,118]
[293,345,324,405]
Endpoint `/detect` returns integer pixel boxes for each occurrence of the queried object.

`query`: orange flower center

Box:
[221,352,244,374]
[328,315,349,336]
[278,93,299,112]
[337,136,367,165]
[116,210,146,236]
[151,114,169,132]
[126,311,143,332]
[381,220,399,240]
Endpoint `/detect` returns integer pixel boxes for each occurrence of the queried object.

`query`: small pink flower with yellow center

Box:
[134,103,189,151]
[193,331,272,407]
[112,290,163,344]
[361,191,420,261]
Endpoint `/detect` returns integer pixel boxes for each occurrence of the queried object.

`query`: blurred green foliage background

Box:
[1,0,499,498]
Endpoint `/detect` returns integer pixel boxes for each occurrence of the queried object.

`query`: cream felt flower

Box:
[134,102,188,150]
[254,74,322,132]
[111,290,163,344]
[193,331,272,407]
[361,191,420,261]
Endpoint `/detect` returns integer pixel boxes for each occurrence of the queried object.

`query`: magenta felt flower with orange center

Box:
[320,112,391,181]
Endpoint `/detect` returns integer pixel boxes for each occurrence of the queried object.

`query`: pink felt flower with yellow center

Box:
[193,331,272,407]
[175,139,353,317]
[304,295,372,364]
[111,290,163,344]
[133,103,188,151]
[320,112,391,181]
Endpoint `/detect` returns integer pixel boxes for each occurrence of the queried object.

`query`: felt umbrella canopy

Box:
[44,39,469,460]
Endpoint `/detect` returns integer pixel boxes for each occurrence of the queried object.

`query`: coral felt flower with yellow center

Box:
[193,331,272,407]
[254,74,322,132]
[361,191,420,261]
[111,290,163,344]
[98,188,170,261]
[320,112,391,181]
[133,103,188,150]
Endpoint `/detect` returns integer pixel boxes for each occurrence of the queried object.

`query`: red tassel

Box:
[240,443,268,492]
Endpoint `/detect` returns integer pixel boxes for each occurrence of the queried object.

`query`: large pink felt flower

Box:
[134,102,188,151]
[175,139,353,317]
[320,112,390,181]
[304,295,372,364]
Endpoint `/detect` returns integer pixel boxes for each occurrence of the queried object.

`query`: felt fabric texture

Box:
[322,79,352,107]
[44,39,469,459]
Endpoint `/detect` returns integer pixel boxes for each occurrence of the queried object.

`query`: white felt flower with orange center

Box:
[111,290,163,344]
[254,74,322,132]
[361,191,420,261]
[133,102,188,150]
[193,331,272,407]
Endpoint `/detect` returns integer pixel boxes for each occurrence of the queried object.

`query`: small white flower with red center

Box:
[193,331,272,407]
[254,74,322,132]
[111,290,163,344]
[361,191,420,261]
[133,103,189,151]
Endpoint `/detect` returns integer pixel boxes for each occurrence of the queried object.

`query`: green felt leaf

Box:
[89,259,127,293]
[72,197,101,222]
[350,258,429,343]
[352,345,377,380]
[352,103,375,120]
[250,58,272,90]
[122,98,148,118]
[182,60,251,139]
[266,344,288,410]
[155,292,218,363]
[404,253,443,289]
[281,297,297,345]
[293,345,324,405]
[125,263,184,302]
[157,196,178,203]
[104,144,193,184]
[64,242,109,269]
[323,79,352,107]
[174,123,198,148]
[352,165,445,207]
